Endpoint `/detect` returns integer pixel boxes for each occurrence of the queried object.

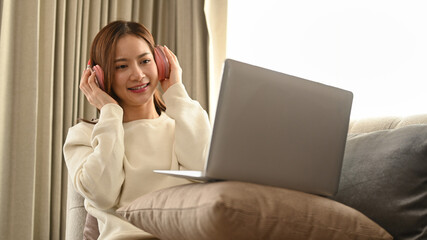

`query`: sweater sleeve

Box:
[163,83,212,171]
[63,103,125,210]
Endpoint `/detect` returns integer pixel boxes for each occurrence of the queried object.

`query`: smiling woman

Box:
[63,20,212,239]
[227,0,427,119]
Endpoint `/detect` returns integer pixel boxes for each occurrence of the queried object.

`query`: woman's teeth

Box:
[129,83,149,90]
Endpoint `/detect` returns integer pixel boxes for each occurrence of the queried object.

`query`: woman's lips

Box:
[128,83,150,93]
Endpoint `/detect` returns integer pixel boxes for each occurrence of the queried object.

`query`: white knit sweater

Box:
[63,83,211,239]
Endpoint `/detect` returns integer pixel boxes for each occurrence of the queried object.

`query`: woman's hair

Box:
[89,20,166,114]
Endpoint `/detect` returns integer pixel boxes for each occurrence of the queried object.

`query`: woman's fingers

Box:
[79,68,117,110]
[79,69,92,96]
[87,70,99,90]
[80,69,90,88]
[163,46,178,68]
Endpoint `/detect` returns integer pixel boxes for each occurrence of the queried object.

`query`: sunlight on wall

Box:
[226,0,427,119]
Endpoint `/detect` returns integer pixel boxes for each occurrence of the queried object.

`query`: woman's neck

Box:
[121,102,160,122]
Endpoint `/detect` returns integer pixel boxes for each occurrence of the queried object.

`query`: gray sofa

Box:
[65,114,427,239]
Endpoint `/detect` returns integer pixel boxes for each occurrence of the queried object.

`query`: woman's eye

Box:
[115,65,127,69]
[141,59,151,64]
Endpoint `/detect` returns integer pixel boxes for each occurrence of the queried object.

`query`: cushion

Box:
[117,181,392,240]
[83,213,99,240]
[333,124,427,239]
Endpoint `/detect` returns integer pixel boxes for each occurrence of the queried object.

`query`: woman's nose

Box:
[129,64,145,81]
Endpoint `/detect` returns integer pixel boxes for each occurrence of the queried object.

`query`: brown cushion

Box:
[117,181,392,240]
[83,213,99,240]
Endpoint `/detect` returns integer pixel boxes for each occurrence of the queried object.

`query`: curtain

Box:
[0,0,226,239]
[205,0,227,121]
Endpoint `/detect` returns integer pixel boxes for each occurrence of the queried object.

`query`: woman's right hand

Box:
[79,68,118,110]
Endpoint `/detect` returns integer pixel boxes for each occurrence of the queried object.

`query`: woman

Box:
[63,20,211,239]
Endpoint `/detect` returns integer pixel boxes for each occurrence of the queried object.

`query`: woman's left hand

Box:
[159,46,182,92]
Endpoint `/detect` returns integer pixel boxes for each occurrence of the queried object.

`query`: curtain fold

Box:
[0,0,40,239]
[0,0,226,239]
[205,0,228,120]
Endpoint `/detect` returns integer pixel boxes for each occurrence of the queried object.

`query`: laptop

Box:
[154,59,353,197]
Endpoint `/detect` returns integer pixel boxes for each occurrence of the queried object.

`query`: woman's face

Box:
[112,34,159,109]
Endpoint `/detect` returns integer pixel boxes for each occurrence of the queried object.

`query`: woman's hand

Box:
[159,46,182,92]
[79,68,118,110]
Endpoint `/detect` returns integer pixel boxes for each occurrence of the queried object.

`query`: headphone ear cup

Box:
[154,46,170,80]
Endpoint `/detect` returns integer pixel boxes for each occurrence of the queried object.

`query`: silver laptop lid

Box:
[205,59,353,196]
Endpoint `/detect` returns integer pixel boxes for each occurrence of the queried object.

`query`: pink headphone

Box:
[89,46,170,91]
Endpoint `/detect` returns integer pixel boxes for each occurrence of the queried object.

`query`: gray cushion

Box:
[333,124,427,239]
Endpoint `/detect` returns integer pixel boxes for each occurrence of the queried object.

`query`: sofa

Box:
[65,114,427,240]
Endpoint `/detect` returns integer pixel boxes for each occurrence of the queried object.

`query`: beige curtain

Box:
[205,0,227,121]
[0,0,226,239]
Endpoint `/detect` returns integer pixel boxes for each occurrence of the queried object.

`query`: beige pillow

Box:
[117,181,392,240]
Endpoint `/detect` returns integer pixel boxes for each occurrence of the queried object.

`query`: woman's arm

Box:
[163,83,212,170]
[159,47,211,170]
[63,104,125,210]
